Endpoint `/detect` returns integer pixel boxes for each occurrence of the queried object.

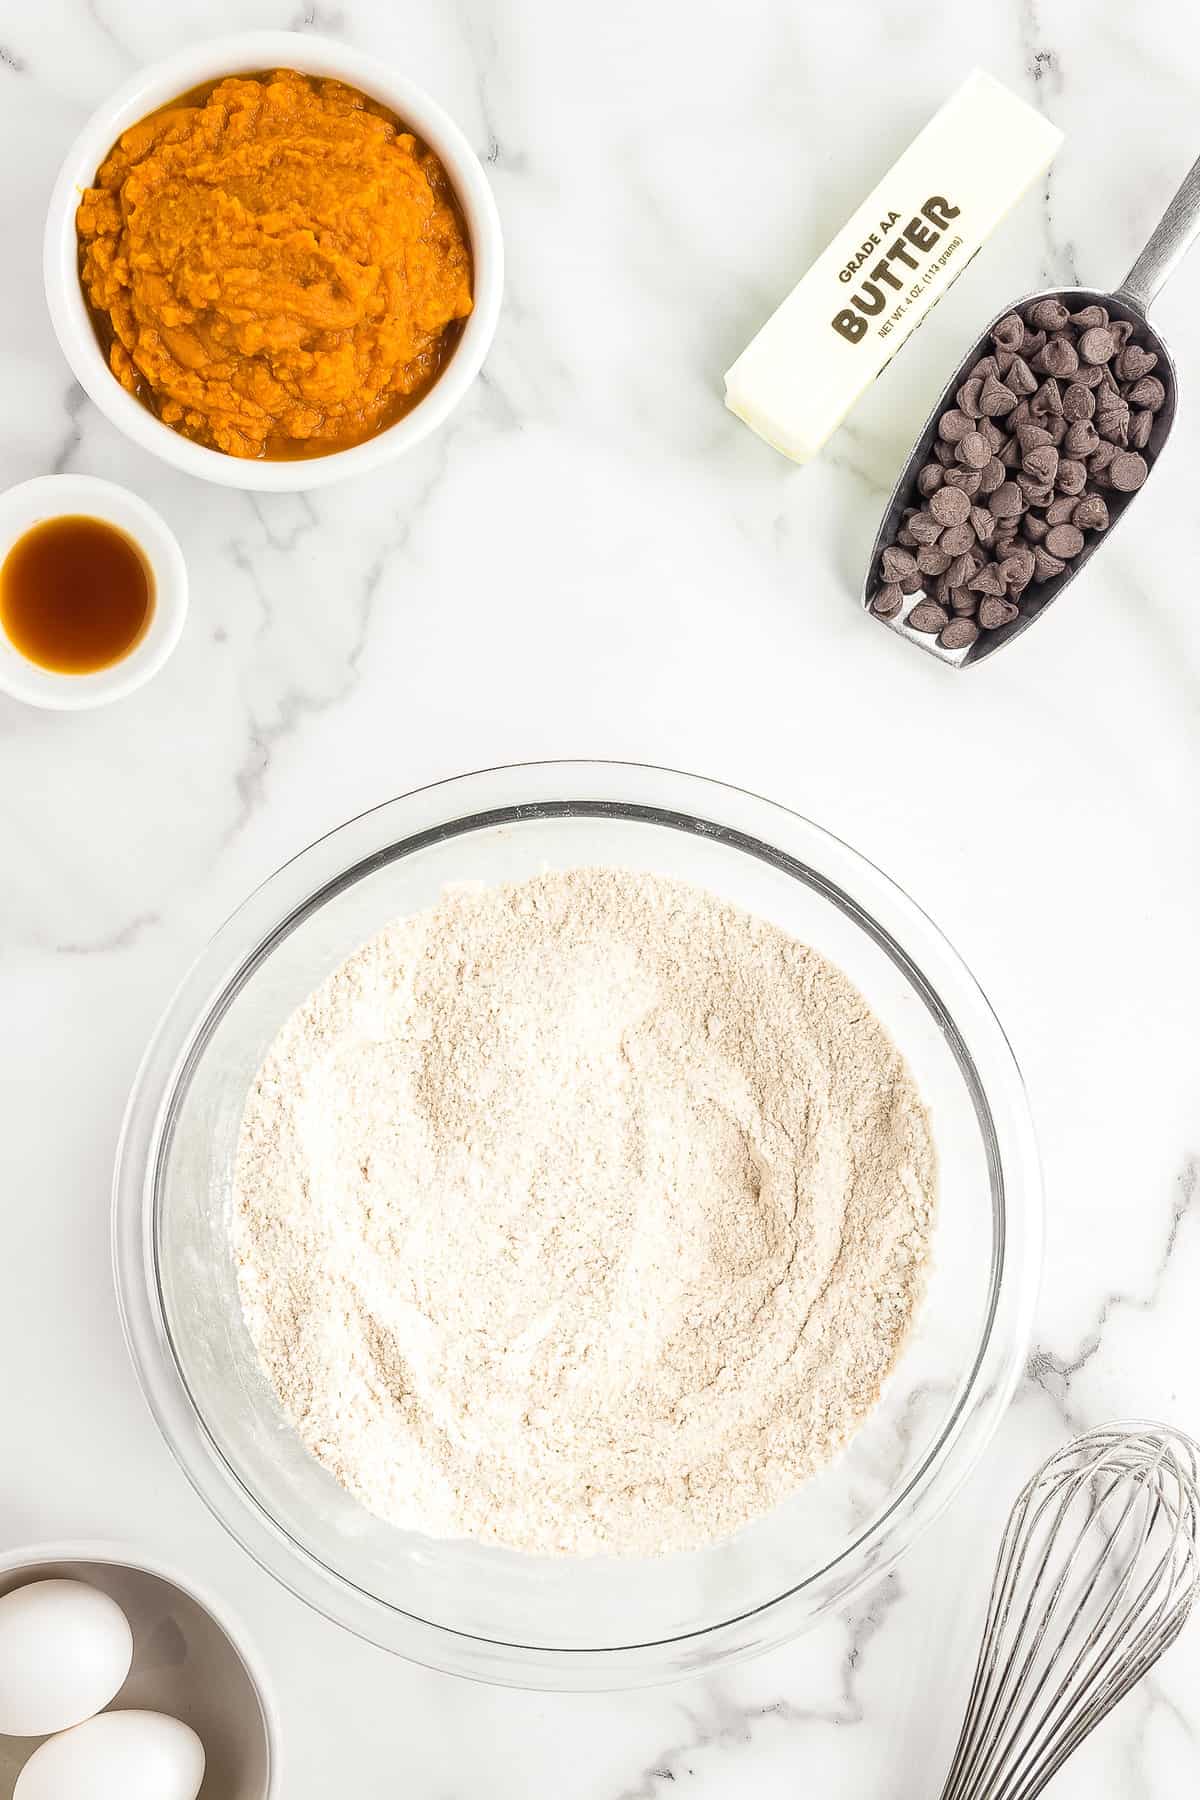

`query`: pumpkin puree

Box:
[76,70,474,459]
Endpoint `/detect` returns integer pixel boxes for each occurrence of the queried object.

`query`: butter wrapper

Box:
[724,70,1063,464]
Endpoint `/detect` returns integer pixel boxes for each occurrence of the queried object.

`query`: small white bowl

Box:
[43,31,504,492]
[0,475,187,710]
[0,1541,279,1799]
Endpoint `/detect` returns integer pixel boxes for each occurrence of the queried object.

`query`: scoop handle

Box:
[1116,151,1200,313]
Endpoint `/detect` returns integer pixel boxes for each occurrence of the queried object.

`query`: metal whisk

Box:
[938,1421,1200,1800]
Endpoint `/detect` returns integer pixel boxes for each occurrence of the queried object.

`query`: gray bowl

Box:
[0,1543,277,1800]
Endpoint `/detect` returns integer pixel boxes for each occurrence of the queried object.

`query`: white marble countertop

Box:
[2,1,1199,1794]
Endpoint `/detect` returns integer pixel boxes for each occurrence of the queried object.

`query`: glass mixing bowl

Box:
[113,762,1041,1690]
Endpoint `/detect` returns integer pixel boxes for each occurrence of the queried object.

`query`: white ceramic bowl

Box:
[0,475,186,710]
[0,1541,279,1799]
[43,31,504,492]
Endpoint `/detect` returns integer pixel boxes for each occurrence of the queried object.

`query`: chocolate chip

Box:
[1000,546,1036,589]
[869,296,1168,642]
[978,596,1019,629]
[1022,444,1059,484]
[1033,546,1066,582]
[930,485,972,527]
[977,456,1006,496]
[1116,344,1157,380]
[1006,356,1038,397]
[969,562,1007,597]
[1077,326,1116,365]
[1088,440,1118,477]
[939,522,977,557]
[956,430,992,469]
[968,506,996,545]
[871,583,904,618]
[908,510,945,545]
[989,481,1024,520]
[1128,408,1153,451]
[907,602,949,634]
[1035,336,1079,379]
[939,617,979,649]
[1015,423,1054,453]
[938,409,974,443]
[957,377,986,418]
[1072,493,1110,530]
[980,372,1018,417]
[1030,298,1070,332]
[881,545,918,580]
[1125,375,1165,412]
[1044,523,1084,559]
[1064,419,1100,458]
[1109,450,1148,492]
[1095,403,1130,447]
[1054,458,1088,496]
[991,312,1025,351]
[1061,382,1095,422]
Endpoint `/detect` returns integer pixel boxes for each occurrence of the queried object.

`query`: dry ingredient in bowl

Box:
[232,869,937,1557]
[76,69,473,460]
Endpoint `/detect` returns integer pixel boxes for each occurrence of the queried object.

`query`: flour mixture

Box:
[232,868,936,1556]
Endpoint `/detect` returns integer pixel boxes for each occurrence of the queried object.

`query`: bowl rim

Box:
[112,759,1042,1690]
[0,1537,280,1795]
[42,29,504,492]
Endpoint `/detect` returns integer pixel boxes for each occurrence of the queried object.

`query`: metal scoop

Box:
[863,151,1200,666]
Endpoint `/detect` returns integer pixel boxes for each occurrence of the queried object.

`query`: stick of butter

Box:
[724,70,1063,464]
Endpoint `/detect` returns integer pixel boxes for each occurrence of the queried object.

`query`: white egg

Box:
[14,1708,205,1800]
[0,1579,133,1736]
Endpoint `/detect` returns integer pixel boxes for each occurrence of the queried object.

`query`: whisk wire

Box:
[998,1475,1173,1800]
[949,1461,1123,1798]
[1012,1467,1197,1798]
[938,1422,1200,1800]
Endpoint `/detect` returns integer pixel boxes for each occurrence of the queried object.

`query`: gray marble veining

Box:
[0,2,1197,1795]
